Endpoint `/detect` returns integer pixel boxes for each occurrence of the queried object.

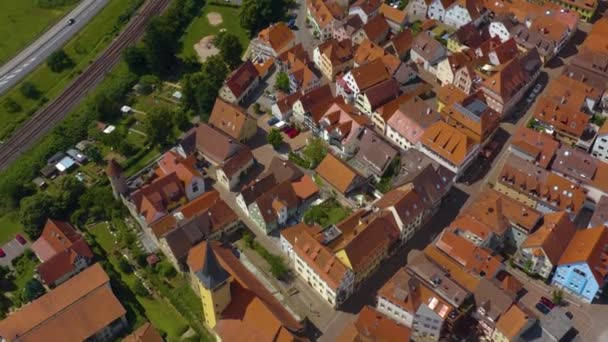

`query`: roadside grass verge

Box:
[0,0,144,140]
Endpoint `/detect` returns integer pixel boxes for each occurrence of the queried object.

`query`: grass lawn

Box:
[303,198,351,228]
[124,146,161,177]
[0,0,143,140]
[12,251,39,289]
[0,212,24,245]
[179,4,250,59]
[0,1,77,64]
[88,223,192,341]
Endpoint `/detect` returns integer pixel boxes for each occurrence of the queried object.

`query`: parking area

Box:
[0,237,30,268]
[257,114,312,152]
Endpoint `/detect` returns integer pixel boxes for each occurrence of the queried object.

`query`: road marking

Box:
[15,68,23,73]
[6,75,15,79]
[0,81,7,86]
[29,57,36,62]
[23,62,29,67]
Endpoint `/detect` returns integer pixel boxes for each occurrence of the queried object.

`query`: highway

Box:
[0,0,173,171]
[0,0,109,95]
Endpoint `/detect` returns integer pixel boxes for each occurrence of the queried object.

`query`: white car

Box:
[532,84,542,94]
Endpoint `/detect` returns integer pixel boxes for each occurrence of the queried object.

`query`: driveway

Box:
[0,238,30,268]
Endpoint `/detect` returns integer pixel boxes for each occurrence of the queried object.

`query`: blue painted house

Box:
[551,226,608,303]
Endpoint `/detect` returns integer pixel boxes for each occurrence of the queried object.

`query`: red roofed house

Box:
[251,22,296,60]
[219,60,260,105]
[31,219,93,288]
[157,150,206,201]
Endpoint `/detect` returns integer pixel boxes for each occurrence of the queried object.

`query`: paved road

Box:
[0,0,109,95]
[0,238,30,268]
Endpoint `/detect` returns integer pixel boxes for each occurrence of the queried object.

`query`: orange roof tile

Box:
[338,306,411,342]
[495,304,535,340]
[156,150,201,185]
[316,153,362,194]
[510,126,559,168]
[292,174,319,201]
[209,98,256,141]
[521,212,577,265]
[421,121,477,167]
[349,58,390,90]
[123,322,164,342]
[379,3,407,23]
[436,231,503,280]
[423,245,480,291]
[533,96,590,138]
[558,225,608,284]
[258,22,295,53]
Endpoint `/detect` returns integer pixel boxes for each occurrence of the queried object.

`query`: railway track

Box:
[0,0,173,170]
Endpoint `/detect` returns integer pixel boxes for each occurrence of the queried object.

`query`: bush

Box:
[243,230,255,248]
[132,280,149,297]
[20,82,42,100]
[267,128,283,150]
[3,98,22,113]
[22,279,45,303]
[138,75,160,95]
[158,261,177,279]
[118,258,132,273]
[47,49,74,73]
[288,152,311,169]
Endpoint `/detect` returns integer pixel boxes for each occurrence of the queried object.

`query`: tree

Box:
[552,290,563,305]
[46,49,74,73]
[20,193,55,239]
[275,71,290,93]
[132,280,149,297]
[267,128,283,150]
[3,98,22,113]
[124,46,149,75]
[0,266,14,292]
[181,55,229,115]
[20,82,41,99]
[303,138,327,167]
[217,32,243,69]
[119,258,132,273]
[239,0,289,34]
[143,17,178,75]
[85,145,103,164]
[138,75,160,95]
[52,176,86,217]
[267,255,288,280]
[22,279,45,303]
[243,230,255,248]
[173,109,191,131]
[144,108,175,146]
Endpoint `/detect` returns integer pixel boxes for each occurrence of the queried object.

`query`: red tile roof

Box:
[225,60,260,99]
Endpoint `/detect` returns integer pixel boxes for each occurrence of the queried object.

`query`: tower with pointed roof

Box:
[107,159,128,199]
[196,243,232,329]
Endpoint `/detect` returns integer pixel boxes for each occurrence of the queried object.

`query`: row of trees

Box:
[239,0,292,34]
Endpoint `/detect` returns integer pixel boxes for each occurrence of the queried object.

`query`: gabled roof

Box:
[350,0,383,15]
[510,126,559,169]
[209,98,255,141]
[316,153,363,194]
[412,31,447,63]
[0,264,125,342]
[123,322,164,342]
[220,147,254,179]
[361,14,390,43]
[308,0,347,28]
[421,121,477,167]
[385,29,414,57]
[387,95,440,145]
[339,306,411,342]
[362,78,400,110]
[436,230,503,280]
[374,185,426,226]
[533,96,590,138]
[379,3,407,23]
[353,39,386,66]
[257,22,295,53]
[31,219,85,262]
[318,38,354,65]
[156,150,201,185]
[225,60,259,99]
[558,226,608,284]
[349,58,390,90]
[255,180,300,224]
[495,304,535,340]
[106,158,122,177]
[354,129,398,176]
[37,237,93,285]
[130,172,186,223]
[521,212,577,265]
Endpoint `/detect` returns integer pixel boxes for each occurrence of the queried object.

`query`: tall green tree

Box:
[303,138,327,167]
[240,0,289,34]
[22,279,45,303]
[143,17,178,75]
[46,49,74,73]
[124,46,149,75]
[20,193,55,239]
[144,108,175,146]
[182,55,229,116]
[216,32,243,69]
[267,128,284,150]
[275,71,290,93]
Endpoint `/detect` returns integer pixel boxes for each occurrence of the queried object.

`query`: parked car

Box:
[267,117,279,126]
[565,311,574,319]
[540,296,555,309]
[527,93,536,103]
[287,128,300,138]
[0,248,5,258]
[281,124,292,133]
[15,234,26,245]
[533,83,543,94]
[536,302,551,314]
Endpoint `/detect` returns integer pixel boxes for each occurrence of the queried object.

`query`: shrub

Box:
[118,258,132,273]
[47,49,74,73]
[20,82,42,100]
[3,98,22,113]
[132,280,149,297]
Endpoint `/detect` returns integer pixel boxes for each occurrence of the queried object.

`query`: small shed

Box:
[40,164,58,179]
[47,152,66,165]
[66,149,88,164]
[32,177,47,189]
[55,156,76,173]
[103,125,116,134]
[120,105,132,114]
[75,140,92,152]
[172,91,183,101]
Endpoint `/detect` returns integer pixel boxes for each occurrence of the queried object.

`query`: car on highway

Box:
[536,302,551,314]
[540,296,555,309]
[15,234,26,245]
[67,18,76,26]
[0,248,5,258]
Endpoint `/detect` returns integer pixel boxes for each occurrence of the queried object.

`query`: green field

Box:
[0,0,143,140]
[180,4,249,58]
[0,212,24,245]
[0,1,78,64]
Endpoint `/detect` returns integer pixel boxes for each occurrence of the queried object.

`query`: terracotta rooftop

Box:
[376,83,433,122]
[534,94,590,139]
[353,38,386,66]
[495,304,535,340]
[521,212,577,265]
[551,145,598,184]
[123,322,164,342]
[476,188,542,233]
[0,264,125,342]
[510,126,559,169]
[374,184,426,227]
[316,153,363,194]
[224,60,259,99]
[361,14,390,43]
[421,121,477,167]
[338,306,411,342]
[156,150,201,186]
[257,22,295,53]
[558,225,608,284]
[436,230,503,280]
[349,58,390,91]
[388,95,440,146]
[379,3,407,23]
[130,172,186,224]
[318,38,354,65]
[308,0,347,28]
[31,219,86,262]
[209,98,256,141]
[437,84,468,107]
[423,245,481,292]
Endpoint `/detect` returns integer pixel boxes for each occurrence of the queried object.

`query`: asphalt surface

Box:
[0,0,110,95]
[0,0,173,171]
[0,238,30,268]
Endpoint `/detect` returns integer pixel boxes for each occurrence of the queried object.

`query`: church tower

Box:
[107,159,128,199]
[196,243,232,329]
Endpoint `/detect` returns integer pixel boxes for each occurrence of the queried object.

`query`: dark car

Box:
[565,311,573,319]
[536,302,551,314]
[267,117,279,126]
[540,296,555,309]
[67,18,76,25]
[0,248,5,258]
[15,234,26,245]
